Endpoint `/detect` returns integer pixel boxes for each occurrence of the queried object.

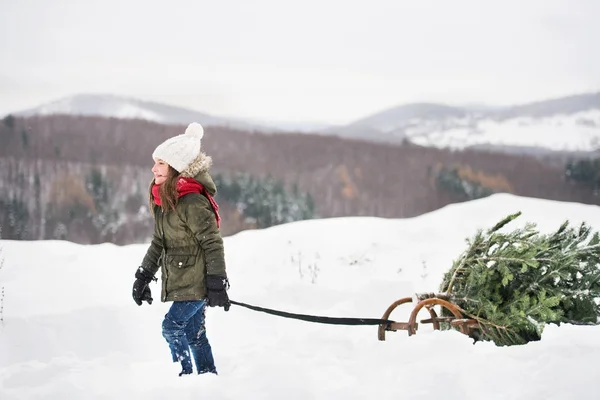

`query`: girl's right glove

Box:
[132,267,155,306]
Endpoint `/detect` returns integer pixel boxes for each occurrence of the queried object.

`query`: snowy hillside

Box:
[335,92,600,153]
[408,109,600,152]
[14,94,270,132]
[1,194,600,399]
[12,94,328,133]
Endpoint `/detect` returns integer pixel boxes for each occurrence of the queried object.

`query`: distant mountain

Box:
[12,92,600,153]
[332,92,600,153]
[13,93,285,132]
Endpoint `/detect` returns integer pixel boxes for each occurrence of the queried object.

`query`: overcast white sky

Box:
[1,0,599,124]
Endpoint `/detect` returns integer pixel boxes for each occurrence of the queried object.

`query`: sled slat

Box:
[387,322,412,331]
[420,317,455,324]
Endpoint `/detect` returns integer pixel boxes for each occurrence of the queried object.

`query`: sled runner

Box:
[378,293,479,341]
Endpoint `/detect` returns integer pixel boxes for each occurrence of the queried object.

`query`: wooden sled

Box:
[378,294,479,341]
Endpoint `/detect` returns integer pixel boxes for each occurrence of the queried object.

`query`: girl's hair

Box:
[149,165,180,215]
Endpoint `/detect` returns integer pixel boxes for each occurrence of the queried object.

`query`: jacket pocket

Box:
[166,254,196,269]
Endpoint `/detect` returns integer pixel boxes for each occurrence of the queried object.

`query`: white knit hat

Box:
[152,122,205,175]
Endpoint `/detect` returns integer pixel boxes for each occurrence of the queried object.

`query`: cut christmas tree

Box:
[435,212,600,346]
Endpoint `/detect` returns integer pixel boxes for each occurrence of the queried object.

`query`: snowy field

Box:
[1,193,600,399]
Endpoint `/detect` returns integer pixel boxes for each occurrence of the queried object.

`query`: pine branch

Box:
[473,256,555,263]
[487,212,522,234]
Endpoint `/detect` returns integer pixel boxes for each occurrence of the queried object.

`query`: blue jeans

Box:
[162,300,217,374]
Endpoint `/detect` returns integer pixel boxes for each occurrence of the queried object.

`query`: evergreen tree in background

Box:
[437,212,600,346]
[214,173,315,228]
[566,158,600,195]
[435,167,493,200]
[20,129,29,148]
[86,169,110,209]
[0,196,29,240]
[85,168,119,239]
[2,114,14,129]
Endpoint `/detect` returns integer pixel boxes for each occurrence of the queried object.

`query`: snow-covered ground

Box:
[1,193,599,399]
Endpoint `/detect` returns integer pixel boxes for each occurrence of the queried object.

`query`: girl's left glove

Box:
[206,275,230,311]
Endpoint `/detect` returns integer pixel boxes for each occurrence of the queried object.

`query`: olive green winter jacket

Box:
[140,170,226,302]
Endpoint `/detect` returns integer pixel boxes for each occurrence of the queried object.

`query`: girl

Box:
[132,122,229,376]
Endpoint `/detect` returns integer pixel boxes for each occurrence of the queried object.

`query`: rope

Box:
[229,300,395,326]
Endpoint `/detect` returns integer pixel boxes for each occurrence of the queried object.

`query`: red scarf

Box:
[152,177,221,228]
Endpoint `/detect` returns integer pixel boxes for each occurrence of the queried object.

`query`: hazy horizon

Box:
[2,0,599,124]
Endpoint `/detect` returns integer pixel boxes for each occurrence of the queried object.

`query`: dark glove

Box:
[206,275,230,311]
[132,267,155,306]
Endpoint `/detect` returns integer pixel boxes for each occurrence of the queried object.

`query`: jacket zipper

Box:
[159,208,168,302]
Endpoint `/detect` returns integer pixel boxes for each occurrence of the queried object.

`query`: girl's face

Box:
[151,159,170,185]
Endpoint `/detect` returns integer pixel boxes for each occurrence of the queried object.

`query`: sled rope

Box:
[229,300,395,326]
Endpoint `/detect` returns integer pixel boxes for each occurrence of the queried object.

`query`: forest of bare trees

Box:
[1,114,598,244]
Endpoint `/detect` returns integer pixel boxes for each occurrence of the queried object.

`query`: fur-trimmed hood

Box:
[181,151,212,179]
[186,153,217,196]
